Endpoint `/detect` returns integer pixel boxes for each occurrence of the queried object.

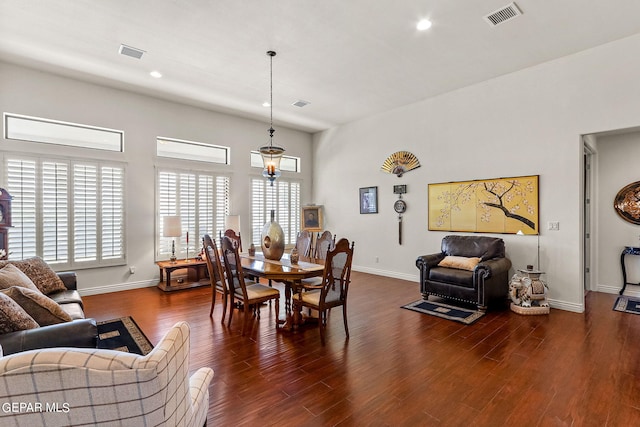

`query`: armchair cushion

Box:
[0,321,213,427]
[437,255,481,271]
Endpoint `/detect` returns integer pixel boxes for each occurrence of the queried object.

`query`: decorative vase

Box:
[261,210,285,261]
[290,247,299,264]
[248,243,256,257]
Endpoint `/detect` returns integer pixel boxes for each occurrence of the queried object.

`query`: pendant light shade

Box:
[258,50,285,186]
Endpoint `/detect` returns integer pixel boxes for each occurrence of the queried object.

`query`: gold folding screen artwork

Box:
[428,175,539,235]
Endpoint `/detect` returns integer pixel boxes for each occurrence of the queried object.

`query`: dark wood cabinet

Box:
[0,189,12,260]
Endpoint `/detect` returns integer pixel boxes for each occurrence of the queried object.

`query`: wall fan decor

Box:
[614,181,640,225]
[381,151,421,177]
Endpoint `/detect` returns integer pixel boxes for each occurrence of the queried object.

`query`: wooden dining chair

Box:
[219,229,242,252]
[220,236,280,336]
[295,230,312,257]
[292,238,354,345]
[203,234,229,322]
[313,230,335,260]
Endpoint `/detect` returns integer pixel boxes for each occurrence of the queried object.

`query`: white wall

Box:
[596,130,640,296]
[0,62,313,294]
[313,33,640,313]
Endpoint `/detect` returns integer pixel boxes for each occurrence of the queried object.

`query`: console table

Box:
[156,258,209,292]
[620,246,640,295]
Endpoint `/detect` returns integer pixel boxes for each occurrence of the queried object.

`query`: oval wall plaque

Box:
[614,181,640,225]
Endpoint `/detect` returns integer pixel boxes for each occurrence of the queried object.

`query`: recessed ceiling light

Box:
[150,71,162,78]
[262,102,271,107]
[417,19,432,31]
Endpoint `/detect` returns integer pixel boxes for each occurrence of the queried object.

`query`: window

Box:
[157,137,229,164]
[4,113,124,152]
[157,169,229,259]
[4,156,125,268]
[251,178,300,246]
[250,151,300,172]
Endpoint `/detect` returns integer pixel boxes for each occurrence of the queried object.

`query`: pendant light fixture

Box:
[258,50,285,186]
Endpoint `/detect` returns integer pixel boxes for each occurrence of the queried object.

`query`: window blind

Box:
[157,170,229,259]
[5,156,125,268]
[251,178,300,246]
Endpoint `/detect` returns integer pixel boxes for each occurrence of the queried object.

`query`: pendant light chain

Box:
[268,50,275,140]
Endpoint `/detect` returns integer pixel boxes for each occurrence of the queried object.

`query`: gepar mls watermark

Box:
[2,402,70,413]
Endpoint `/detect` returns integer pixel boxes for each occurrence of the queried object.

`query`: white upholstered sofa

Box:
[0,321,213,426]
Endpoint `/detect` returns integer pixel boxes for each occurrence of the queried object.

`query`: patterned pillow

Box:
[1,286,72,326]
[0,292,39,334]
[0,264,40,292]
[0,257,67,295]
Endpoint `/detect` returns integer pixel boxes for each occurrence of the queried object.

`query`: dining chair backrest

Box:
[295,230,312,257]
[320,238,354,307]
[203,234,225,290]
[220,229,242,253]
[314,231,335,260]
[220,235,248,299]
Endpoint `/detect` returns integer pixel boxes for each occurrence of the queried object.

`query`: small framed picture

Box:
[302,205,323,231]
[359,187,378,214]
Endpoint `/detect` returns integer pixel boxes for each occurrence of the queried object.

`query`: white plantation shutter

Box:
[4,156,125,268]
[102,166,124,259]
[290,182,301,242]
[251,178,300,246]
[157,169,229,259]
[180,173,196,255]
[42,161,68,264]
[7,159,37,259]
[198,175,214,246]
[158,171,178,258]
[73,164,97,262]
[215,176,230,238]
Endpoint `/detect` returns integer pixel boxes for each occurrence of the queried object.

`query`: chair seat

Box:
[301,277,322,287]
[293,289,341,305]
[235,283,280,300]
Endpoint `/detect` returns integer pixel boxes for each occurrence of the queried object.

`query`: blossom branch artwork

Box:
[428,175,539,235]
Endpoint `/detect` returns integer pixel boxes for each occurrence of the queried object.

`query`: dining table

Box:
[239,252,325,329]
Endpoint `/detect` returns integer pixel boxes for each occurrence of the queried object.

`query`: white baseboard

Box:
[596,283,640,298]
[353,265,585,313]
[78,279,157,296]
[546,298,584,313]
[352,265,419,283]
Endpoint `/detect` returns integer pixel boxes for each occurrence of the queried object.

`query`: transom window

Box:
[157,137,230,165]
[4,113,124,152]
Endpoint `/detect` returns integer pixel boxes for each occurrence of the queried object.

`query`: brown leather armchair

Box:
[416,235,512,311]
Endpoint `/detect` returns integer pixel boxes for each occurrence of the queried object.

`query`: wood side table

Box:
[156,258,209,292]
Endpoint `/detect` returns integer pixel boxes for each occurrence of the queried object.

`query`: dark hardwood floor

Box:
[83,272,640,426]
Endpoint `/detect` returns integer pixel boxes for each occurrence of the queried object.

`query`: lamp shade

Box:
[162,216,182,237]
[225,215,241,232]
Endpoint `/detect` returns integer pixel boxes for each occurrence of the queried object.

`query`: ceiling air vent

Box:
[292,100,310,108]
[484,2,522,27]
[119,44,145,59]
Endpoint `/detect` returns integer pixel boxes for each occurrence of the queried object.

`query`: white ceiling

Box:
[2,1,640,133]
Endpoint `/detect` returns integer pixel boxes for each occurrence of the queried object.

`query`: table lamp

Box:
[163,216,182,262]
[225,214,240,233]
